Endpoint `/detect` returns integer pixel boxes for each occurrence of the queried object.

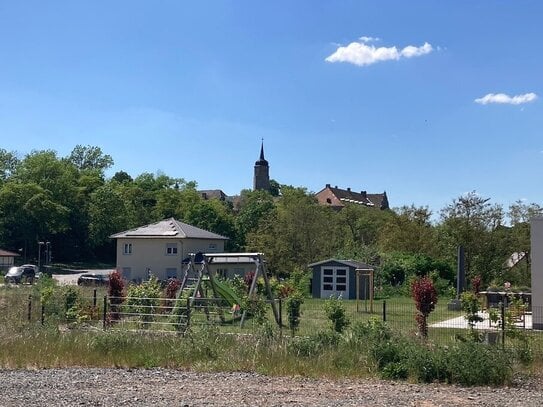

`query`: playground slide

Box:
[206,279,242,307]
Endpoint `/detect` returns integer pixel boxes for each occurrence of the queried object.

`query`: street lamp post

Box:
[38,241,51,273]
[38,241,44,272]
[45,241,51,265]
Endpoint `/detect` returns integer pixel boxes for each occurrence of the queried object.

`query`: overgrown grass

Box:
[1,286,542,386]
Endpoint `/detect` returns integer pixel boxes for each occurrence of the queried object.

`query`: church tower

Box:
[253,141,271,191]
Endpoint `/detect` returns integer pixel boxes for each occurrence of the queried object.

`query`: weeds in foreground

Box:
[0,287,539,386]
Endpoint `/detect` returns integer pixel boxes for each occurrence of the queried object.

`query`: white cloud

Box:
[358,36,379,43]
[400,42,433,58]
[474,92,538,105]
[325,39,433,67]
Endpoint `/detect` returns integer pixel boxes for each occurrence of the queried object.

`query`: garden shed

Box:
[0,249,19,273]
[308,259,374,300]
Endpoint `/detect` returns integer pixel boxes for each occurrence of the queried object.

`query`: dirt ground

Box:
[0,368,542,406]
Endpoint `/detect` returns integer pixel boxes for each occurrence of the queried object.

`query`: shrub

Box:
[277,282,295,299]
[405,344,449,383]
[186,325,221,360]
[350,318,392,343]
[460,291,484,340]
[63,286,82,321]
[243,271,255,291]
[230,275,249,298]
[286,292,304,336]
[287,330,341,357]
[108,270,125,322]
[471,275,482,294]
[324,295,350,333]
[411,276,437,339]
[350,319,408,376]
[35,275,60,316]
[285,267,311,296]
[445,342,512,386]
[164,278,181,300]
[243,294,268,325]
[163,278,181,312]
[381,361,409,380]
[126,277,162,328]
[505,323,533,364]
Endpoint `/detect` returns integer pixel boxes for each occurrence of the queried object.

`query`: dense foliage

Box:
[0,146,541,291]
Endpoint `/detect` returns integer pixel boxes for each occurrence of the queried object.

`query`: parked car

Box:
[77,273,110,286]
[4,265,37,284]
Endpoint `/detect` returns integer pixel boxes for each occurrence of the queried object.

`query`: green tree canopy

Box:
[68,145,113,173]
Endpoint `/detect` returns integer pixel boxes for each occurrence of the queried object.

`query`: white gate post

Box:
[531,218,543,329]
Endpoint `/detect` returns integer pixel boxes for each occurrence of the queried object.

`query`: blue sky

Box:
[1,1,541,214]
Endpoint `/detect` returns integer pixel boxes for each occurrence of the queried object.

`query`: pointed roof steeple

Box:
[255,139,268,166]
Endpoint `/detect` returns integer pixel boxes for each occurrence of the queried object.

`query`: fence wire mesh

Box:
[21,291,543,354]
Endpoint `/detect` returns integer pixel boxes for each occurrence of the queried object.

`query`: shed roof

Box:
[0,249,19,257]
[110,218,228,240]
[308,258,374,269]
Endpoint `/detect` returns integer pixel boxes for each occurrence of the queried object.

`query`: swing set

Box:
[175,252,280,329]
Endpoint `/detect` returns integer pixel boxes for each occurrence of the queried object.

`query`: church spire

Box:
[255,139,268,166]
[259,140,265,161]
[253,140,270,191]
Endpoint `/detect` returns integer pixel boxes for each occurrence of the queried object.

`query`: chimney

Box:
[347,187,351,192]
[361,190,367,198]
[325,183,330,188]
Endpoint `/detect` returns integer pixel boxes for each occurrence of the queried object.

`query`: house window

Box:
[166,243,178,255]
[321,267,349,295]
[122,267,132,280]
[208,243,217,252]
[123,243,132,255]
[166,268,177,279]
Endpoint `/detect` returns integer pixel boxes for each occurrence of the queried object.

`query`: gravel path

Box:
[0,369,542,406]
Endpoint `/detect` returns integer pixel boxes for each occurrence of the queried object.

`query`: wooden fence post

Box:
[103,296,108,330]
[27,295,32,322]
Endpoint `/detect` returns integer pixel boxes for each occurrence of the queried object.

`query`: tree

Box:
[378,205,437,257]
[337,204,392,249]
[235,189,275,248]
[246,187,338,276]
[269,179,281,197]
[68,145,113,173]
[380,252,454,287]
[506,201,543,285]
[184,198,239,250]
[0,149,19,184]
[438,191,505,283]
[5,148,116,261]
[88,183,130,258]
[112,170,133,184]
[14,150,79,203]
[153,180,198,220]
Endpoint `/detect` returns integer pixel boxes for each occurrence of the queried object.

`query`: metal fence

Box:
[23,292,543,353]
[298,298,543,352]
[27,292,284,334]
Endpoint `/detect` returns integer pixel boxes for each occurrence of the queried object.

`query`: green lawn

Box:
[4,285,541,351]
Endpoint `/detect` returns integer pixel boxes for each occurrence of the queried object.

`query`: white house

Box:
[110,218,228,282]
